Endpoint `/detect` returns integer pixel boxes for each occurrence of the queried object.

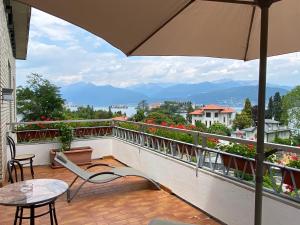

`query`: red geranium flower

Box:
[176,124,186,129]
[161,121,167,126]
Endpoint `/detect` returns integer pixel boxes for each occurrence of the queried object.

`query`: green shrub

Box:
[56,123,73,152]
[219,143,256,158]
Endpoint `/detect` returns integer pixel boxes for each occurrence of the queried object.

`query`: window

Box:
[206,112,211,118]
[209,121,212,126]
[215,113,218,117]
[223,117,226,123]
[205,121,207,126]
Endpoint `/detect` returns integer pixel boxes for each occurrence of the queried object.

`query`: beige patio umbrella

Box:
[14,0,300,225]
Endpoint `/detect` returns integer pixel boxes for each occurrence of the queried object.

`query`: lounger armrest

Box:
[88,171,120,180]
[86,163,115,169]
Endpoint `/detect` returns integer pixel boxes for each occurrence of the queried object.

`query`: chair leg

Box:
[52,202,59,225]
[30,206,35,225]
[30,159,34,178]
[19,207,23,225]
[13,164,18,182]
[67,180,88,202]
[14,207,19,225]
[49,203,54,225]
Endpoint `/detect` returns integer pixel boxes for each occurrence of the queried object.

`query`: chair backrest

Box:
[7,136,16,159]
[55,152,90,180]
[7,159,24,183]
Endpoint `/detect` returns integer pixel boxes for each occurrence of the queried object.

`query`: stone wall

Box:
[0,0,16,184]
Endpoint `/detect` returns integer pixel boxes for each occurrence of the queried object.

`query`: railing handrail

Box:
[114,120,300,154]
[9,119,300,153]
[8,118,113,126]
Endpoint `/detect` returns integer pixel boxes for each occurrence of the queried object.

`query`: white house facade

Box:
[190,104,235,128]
[232,119,291,142]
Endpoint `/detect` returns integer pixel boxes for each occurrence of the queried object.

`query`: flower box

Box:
[222,154,256,174]
[50,146,93,168]
[282,168,300,189]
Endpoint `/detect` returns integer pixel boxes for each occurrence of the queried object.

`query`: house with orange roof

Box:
[189,104,235,128]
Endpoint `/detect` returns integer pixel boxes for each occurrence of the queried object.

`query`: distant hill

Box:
[60,83,147,106]
[145,81,257,99]
[60,81,291,107]
[189,85,289,107]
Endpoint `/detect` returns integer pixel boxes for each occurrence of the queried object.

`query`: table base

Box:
[14,200,58,225]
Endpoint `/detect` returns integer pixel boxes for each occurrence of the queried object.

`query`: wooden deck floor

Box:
[0,158,222,225]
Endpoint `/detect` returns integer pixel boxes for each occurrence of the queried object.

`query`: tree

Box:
[251,105,259,123]
[133,109,145,122]
[137,100,149,112]
[266,96,274,119]
[145,112,174,125]
[233,111,253,130]
[282,86,300,127]
[75,105,95,119]
[186,102,194,123]
[233,98,254,129]
[108,106,113,118]
[195,121,207,132]
[208,122,231,136]
[273,92,282,121]
[243,98,252,117]
[17,74,65,121]
[171,114,186,124]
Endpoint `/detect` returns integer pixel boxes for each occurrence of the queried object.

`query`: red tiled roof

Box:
[189,105,235,115]
[189,109,204,115]
[220,107,235,113]
[202,104,225,110]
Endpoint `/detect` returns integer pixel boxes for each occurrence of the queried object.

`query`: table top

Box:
[0,179,68,206]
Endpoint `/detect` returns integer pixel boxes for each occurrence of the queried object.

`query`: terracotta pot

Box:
[222,154,256,174]
[282,168,300,189]
[50,146,93,168]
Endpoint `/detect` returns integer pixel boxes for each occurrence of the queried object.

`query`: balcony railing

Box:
[8,119,300,204]
[10,119,113,143]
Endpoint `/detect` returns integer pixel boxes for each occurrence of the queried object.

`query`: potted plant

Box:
[50,123,93,168]
[219,143,257,174]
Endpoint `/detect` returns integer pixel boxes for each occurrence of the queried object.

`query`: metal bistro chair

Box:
[7,136,35,178]
[7,159,59,225]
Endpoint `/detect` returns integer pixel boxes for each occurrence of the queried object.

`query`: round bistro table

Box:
[0,179,68,225]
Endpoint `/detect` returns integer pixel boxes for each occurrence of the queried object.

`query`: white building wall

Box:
[112,139,300,225]
[0,1,16,184]
[10,138,113,166]
[192,111,234,128]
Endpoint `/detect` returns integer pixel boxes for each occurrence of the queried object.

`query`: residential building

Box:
[148,102,162,110]
[232,119,291,142]
[0,0,30,184]
[190,104,235,128]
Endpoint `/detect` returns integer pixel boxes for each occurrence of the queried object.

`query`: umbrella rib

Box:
[200,0,257,5]
[244,6,256,61]
[126,0,196,56]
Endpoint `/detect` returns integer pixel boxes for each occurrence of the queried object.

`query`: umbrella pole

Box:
[255,3,269,225]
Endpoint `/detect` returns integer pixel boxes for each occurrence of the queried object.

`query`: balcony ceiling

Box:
[11,1,31,60]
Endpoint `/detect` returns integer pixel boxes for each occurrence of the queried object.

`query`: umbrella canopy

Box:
[13,1,300,225]
[16,0,300,60]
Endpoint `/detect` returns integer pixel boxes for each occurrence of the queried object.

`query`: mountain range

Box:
[60,80,291,107]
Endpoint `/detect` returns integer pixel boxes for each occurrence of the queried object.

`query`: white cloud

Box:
[16,9,300,88]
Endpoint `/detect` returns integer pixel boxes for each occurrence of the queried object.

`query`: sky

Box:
[16,9,300,88]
